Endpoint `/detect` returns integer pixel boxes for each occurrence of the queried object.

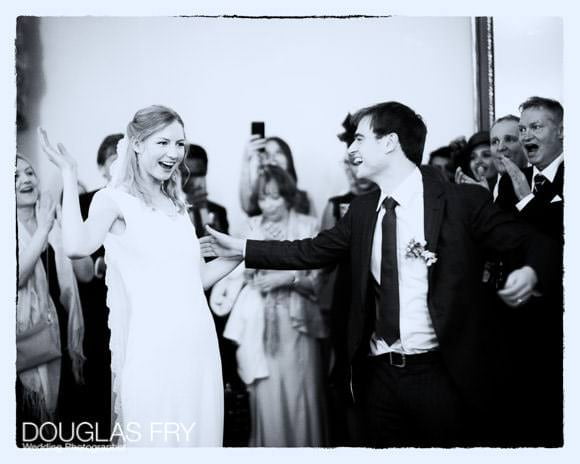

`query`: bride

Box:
[39,105,242,447]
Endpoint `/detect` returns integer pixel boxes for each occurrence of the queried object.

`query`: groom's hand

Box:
[200,226,245,258]
[497,265,538,307]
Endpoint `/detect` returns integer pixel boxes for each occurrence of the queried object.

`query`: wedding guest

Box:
[495,97,564,241]
[490,96,564,446]
[16,155,87,446]
[490,115,528,203]
[181,143,229,236]
[220,165,328,446]
[239,135,313,217]
[478,116,528,292]
[454,130,497,191]
[427,146,453,181]
[479,116,529,298]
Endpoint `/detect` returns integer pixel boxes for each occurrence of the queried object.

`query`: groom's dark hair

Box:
[351,101,427,166]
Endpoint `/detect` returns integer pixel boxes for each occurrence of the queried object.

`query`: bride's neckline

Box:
[149,203,180,218]
[116,188,181,218]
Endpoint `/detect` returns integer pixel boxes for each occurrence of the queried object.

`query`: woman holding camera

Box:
[239,135,314,218]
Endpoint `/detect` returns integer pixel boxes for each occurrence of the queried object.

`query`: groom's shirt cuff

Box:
[242,239,248,258]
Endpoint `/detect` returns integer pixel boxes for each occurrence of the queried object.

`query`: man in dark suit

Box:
[495,97,563,242]
[490,114,528,204]
[201,101,556,447]
[181,143,229,236]
[489,97,564,446]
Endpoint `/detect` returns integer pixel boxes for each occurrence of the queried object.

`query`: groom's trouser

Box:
[361,351,467,447]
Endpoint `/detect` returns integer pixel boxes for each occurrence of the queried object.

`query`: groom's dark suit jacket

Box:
[245,166,557,404]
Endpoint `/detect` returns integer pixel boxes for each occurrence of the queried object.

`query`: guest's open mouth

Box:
[19,185,34,194]
[524,143,539,156]
[473,163,487,175]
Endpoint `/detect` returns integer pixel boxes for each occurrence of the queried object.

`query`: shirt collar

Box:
[375,167,422,212]
[533,152,564,183]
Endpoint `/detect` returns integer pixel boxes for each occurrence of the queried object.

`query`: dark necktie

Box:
[377,197,400,345]
[533,173,548,195]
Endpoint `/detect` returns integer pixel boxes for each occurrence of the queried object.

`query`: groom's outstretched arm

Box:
[201,205,354,270]
[245,207,353,271]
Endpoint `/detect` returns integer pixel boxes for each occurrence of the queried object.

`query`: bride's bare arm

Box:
[199,256,244,291]
[40,128,119,258]
[62,174,120,258]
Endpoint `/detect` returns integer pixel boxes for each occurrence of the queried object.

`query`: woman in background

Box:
[219,165,327,446]
[16,156,87,445]
[239,135,313,218]
[454,131,497,190]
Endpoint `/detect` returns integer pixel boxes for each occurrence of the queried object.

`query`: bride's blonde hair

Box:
[113,105,188,213]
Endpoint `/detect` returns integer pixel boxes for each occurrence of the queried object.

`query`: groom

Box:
[202,102,557,447]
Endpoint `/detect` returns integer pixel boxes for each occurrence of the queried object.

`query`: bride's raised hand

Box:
[38,127,77,174]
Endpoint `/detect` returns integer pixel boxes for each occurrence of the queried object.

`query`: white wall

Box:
[30,16,476,232]
[494,17,563,118]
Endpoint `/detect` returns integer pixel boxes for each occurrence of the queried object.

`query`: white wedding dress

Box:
[101,187,223,447]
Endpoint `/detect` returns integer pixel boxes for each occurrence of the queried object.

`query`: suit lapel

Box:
[358,189,381,305]
[421,167,445,252]
[420,167,445,282]
[553,162,564,197]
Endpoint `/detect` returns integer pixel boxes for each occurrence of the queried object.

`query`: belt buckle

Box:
[389,351,406,368]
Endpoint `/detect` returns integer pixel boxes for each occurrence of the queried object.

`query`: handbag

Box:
[16,316,61,373]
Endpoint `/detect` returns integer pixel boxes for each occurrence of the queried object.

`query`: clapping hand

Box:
[454,166,490,191]
[497,265,538,307]
[38,127,77,173]
[502,156,531,201]
[200,226,245,258]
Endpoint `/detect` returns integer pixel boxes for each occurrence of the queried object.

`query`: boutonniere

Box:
[405,239,438,267]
